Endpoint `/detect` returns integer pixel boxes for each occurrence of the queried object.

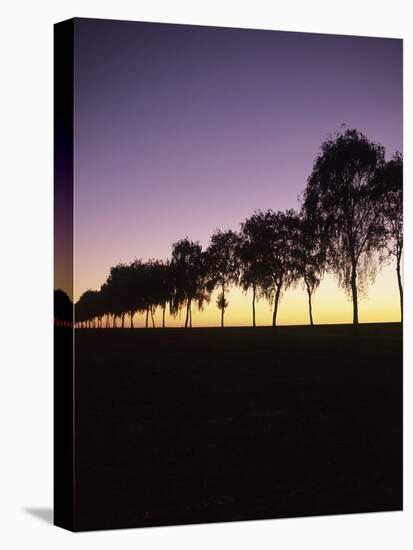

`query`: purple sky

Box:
[73,18,402,300]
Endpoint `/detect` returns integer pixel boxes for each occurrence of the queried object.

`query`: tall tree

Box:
[303,129,385,325]
[259,209,298,327]
[144,259,173,328]
[374,153,403,320]
[292,214,326,326]
[238,210,296,327]
[75,290,101,328]
[206,230,240,327]
[103,263,134,327]
[156,260,173,328]
[170,239,211,328]
[126,260,146,328]
[238,216,269,327]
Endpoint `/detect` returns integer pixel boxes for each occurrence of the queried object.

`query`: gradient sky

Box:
[71,18,402,326]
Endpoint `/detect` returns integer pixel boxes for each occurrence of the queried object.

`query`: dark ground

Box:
[73,323,402,530]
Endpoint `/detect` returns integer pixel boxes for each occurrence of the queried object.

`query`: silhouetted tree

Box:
[303,129,385,325]
[104,263,134,327]
[155,260,173,328]
[76,290,101,328]
[241,210,296,326]
[125,260,146,328]
[237,215,269,327]
[206,230,240,327]
[291,214,326,325]
[142,259,173,328]
[374,153,403,320]
[99,281,115,328]
[54,289,73,327]
[170,238,211,328]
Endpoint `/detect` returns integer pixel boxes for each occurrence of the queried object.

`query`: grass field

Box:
[73,323,402,530]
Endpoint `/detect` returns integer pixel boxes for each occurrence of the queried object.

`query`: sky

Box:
[68,18,402,326]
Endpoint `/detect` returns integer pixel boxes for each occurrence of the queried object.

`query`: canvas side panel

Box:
[53,18,75,532]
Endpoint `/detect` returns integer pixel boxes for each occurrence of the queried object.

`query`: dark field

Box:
[73,323,402,530]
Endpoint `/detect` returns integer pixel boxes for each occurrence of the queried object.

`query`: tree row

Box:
[55,128,402,328]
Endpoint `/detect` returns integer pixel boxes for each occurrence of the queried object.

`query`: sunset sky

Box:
[66,18,402,326]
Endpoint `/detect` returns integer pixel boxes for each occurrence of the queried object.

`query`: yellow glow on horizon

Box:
[78,261,400,328]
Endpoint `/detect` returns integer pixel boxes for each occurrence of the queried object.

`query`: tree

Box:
[237,214,272,327]
[206,230,240,327]
[54,289,73,327]
[103,263,134,328]
[170,238,211,328]
[75,289,101,328]
[155,260,173,328]
[292,214,326,326]
[303,129,385,325]
[125,260,146,328]
[374,153,403,320]
[143,259,173,328]
[243,210,296,327]
[259,209,298,327]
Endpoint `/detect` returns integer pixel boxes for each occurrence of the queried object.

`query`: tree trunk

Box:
[121,312,125,329]
[113,315,117,329]
[272,284,282,327]
[145,307,149,329]
[221,287,225,328]
[305,279,314,326]
[350,266,359,325]
[252,284,256,328]
[185,300,191,328]
[190,305,192,328]
[151,307,155,328]
[162,304,166,328]
[130,311,134,328]
[396,256,403,322]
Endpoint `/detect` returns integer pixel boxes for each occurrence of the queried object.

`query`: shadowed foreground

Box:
[73,323,402,530]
